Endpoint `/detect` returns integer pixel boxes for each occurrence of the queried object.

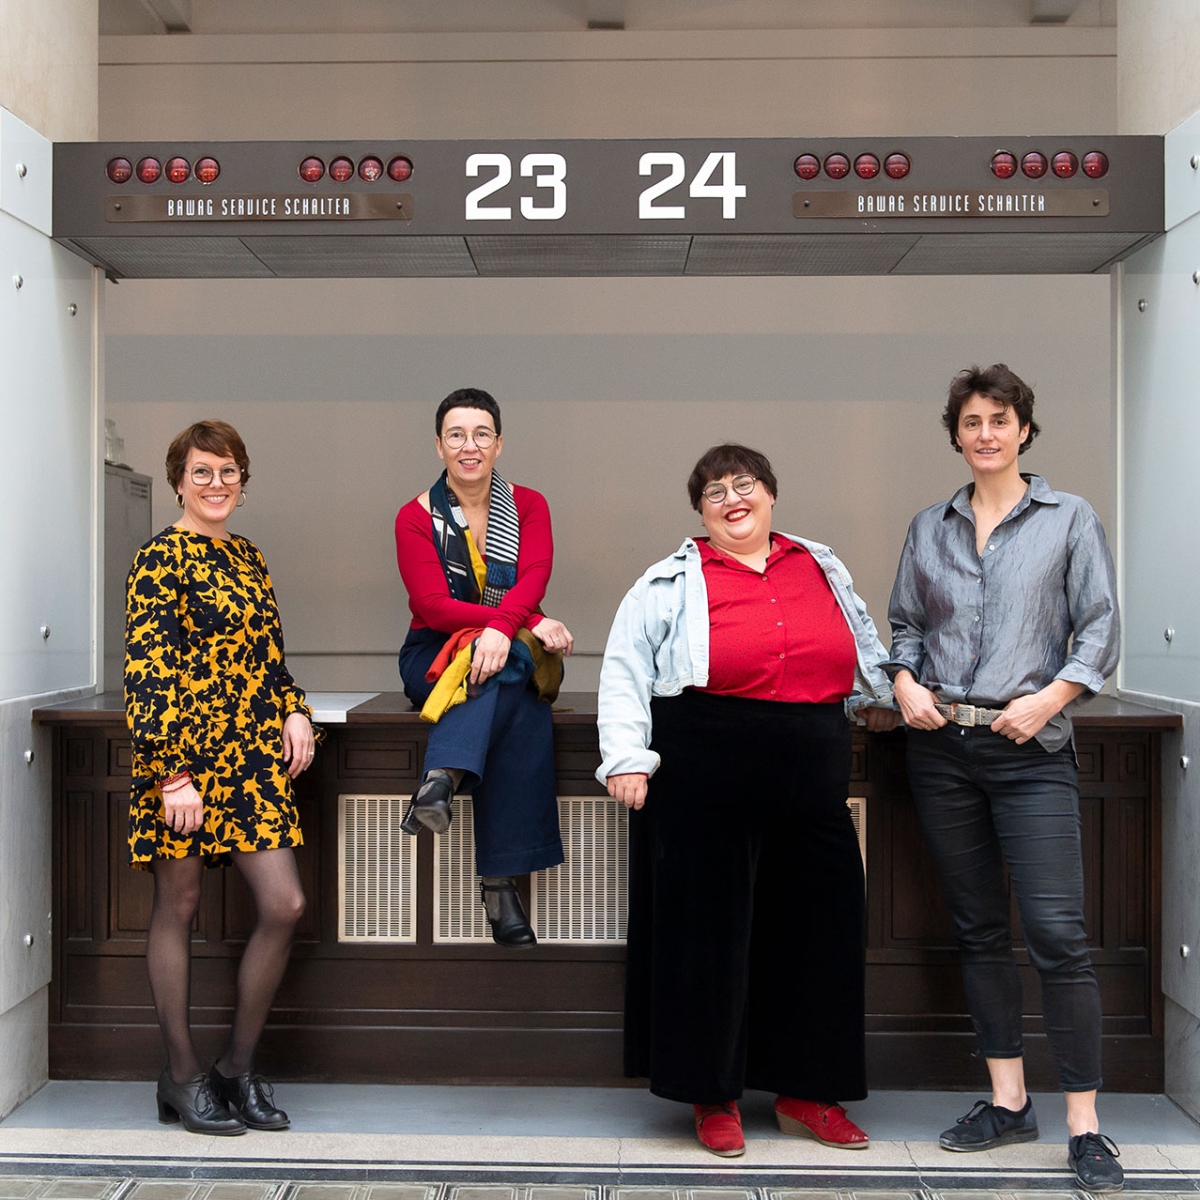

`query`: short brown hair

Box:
[686,444,778,512]
[942,363,1040,454]
[165,420,250,491]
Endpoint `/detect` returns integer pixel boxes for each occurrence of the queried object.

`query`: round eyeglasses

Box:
[188,465,243,486]
[701,474,758,505]
[441,427,497,450]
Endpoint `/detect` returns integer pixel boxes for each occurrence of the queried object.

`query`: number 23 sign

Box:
[464,150,747,222]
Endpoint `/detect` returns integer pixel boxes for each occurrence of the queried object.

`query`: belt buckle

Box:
[949,703,976,727]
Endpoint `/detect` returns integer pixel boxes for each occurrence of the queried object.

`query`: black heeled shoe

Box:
[480,877,537,947]
[401,771,454,835]
[209,1065,290,1130]
[156,1068,246,1135]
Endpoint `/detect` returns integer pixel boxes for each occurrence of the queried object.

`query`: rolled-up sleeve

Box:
[596,581,663,783]
[1056,508,1120,695]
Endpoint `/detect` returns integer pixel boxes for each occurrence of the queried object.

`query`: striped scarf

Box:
[429,470,520,607]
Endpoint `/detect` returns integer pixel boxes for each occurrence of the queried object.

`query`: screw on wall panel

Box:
[1137,299,1147,312]
[1164,627,1174,643]
[16,162,27,178]
[23,934,34,948]
[13,274,22,289]
[67,303,77,316]
[1183,945,1192,959]
[1194,271,1200,285]
[23,749,34,764]
[1181,755,1191,770]
[40,625,50,640]
[1193,155,1200,169]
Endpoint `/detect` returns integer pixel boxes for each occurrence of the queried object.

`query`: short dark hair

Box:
[686,444,779,512]
[942,363,1040,454]
[435,387,502,436]
[165,419,250,491]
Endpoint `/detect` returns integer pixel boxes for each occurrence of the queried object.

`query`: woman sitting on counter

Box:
[125,419,317,1137]
[597,443,897,1157]
[394,387,573,947]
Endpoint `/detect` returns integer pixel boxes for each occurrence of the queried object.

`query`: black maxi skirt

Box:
[624,688,867,1105]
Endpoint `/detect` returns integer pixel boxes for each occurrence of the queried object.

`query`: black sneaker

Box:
[939,1097,1039,1151]
[1069,1131,1124,1193]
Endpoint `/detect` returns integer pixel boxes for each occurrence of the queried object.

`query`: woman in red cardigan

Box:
[394,388,573,946]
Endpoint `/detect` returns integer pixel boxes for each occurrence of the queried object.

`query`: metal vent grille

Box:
[70,236,275,278]
[894,231,1148,275]
[847,796,867,870]
[468,235,691,276]
[338,794,417,942]
[687,233,920,275]
[434,797,492,943]
[243,235,477,277]
[532,797,628,944]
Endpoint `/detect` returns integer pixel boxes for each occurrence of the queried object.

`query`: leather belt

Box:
[934,702,1005,728]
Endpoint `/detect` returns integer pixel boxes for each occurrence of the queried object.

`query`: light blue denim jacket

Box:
[595,534,895,783]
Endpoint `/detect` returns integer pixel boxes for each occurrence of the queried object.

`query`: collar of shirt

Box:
[695,534,805,571]
[943,473,1060,526]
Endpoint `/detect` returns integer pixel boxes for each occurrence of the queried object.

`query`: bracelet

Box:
[160,771,191,791]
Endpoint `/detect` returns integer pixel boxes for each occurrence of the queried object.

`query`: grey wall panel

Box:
[105,273,1111,692]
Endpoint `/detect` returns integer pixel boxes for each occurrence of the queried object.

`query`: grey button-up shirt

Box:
[885,474,1119,752]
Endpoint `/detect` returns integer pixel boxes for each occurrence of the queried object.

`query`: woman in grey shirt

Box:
[887,364,1122,1195]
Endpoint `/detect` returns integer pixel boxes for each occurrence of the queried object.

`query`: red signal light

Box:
[358,156,383,183]
[824,153,850,180]
[299,156,325,183]
[793,154,820,181]
[1052,151,1078,178]
[166,157,190,184]
[1021,151,1048,179]
[990,151,1017,179]
[136,157,161,184]
[107,157,133,184]
[329,156,354,183]
[387,155,413,182]
[854,153,880,180]
[1082,150,1109,179]
[194,157,220,184]
[884,153,910,180]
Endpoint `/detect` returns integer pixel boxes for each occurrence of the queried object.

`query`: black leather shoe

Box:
[480,877,537,947]
[209,1065,290,1130]
[156,1068,246,1135]
[939,1097,1039,1151]
[401,772,454,835]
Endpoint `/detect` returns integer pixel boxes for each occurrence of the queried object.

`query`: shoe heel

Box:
[400,800,422,836]
[157,1097,180,1124]
[776,1112,815,1139]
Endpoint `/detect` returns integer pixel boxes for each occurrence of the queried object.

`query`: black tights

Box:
[148,848,306,1083]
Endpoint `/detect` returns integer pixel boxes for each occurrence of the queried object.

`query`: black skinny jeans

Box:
[905,726,1102,1092]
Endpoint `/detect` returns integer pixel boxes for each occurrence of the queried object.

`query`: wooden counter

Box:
[36,692,1179,1089]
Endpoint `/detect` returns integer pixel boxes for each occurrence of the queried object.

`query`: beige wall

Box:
[1118,0,1200,135]
[99,22,1119,691]
[0,0,97,141]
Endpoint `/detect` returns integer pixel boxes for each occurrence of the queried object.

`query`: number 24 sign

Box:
[464,151,746,221]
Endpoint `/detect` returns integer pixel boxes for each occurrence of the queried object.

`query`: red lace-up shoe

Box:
[693,1101,745,1157]
[774,1097,869,1148]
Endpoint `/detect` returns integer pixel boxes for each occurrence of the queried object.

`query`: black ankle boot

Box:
[401,771,454,835]
[480,877,537,947]
[209,1065,290,1130]
[156,1068,246,1135]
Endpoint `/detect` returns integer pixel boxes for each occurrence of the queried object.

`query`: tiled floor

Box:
[1,1086,1198,1193]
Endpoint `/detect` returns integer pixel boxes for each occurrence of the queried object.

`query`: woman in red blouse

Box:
[598,444,897,1157]
[395,388,573,946]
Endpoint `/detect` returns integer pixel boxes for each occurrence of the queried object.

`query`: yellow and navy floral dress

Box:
[125,526,314,870]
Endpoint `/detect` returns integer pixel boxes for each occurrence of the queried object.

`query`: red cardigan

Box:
[395,484,553,641]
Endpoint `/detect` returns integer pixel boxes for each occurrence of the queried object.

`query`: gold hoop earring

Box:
[176,493,184,509]
[236,491,247,507]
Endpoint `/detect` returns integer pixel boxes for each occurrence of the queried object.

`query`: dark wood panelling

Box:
[45,708,1166,1090]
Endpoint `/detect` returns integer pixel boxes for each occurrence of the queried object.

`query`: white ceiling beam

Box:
[139,0,192,32]
[1030,0,1081,23]
[586,0,625,30]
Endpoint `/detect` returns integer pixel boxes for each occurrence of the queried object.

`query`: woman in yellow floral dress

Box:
[125,419,316,1136]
